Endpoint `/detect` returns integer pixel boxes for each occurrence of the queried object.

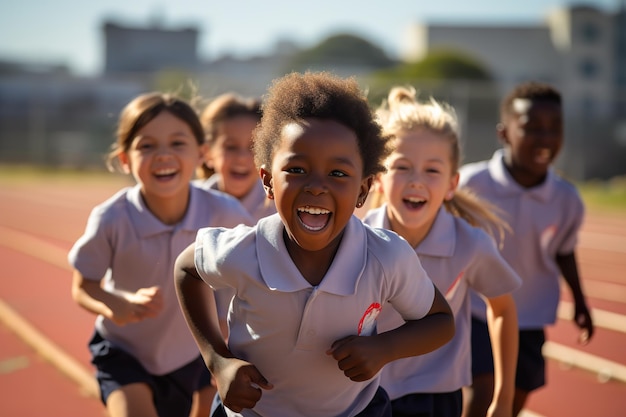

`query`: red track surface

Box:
[1,175,625,417]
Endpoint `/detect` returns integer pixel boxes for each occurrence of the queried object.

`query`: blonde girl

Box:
[363,86,521,417]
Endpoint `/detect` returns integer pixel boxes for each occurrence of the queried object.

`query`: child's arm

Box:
[485,293,518,417]
[174,243,273,413]
[71,270,163,325]
[327,285,454,382]
[556,252,594,343]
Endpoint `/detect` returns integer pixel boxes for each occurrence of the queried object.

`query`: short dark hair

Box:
[253,71,390,178]
[500,81,562,121]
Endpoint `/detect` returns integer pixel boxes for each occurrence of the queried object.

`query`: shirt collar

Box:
[488,149,555,202]
[416,207,456,257]
[202,174,271,218]
[126,184,201,238]
[256,214,367,295]
[366,205,455,257]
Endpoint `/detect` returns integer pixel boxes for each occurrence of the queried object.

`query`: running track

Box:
[1,174,625,417]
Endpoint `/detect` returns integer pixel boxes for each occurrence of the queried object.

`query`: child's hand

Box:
[214,358,273,413]
[327,335,386,382]
[574,301,594,345]
[109,286,164,325]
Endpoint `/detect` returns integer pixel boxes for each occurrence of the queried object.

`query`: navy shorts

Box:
[516,328,546,392]
[470,317,546,392]
[470,316,494,376]
[211,386,391,417]
[88,331,205,417]
[390,390,462,417]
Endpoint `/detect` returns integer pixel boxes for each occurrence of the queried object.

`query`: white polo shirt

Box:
[363,206,520,396]
[194,174,277,222]
[459,149,584,329]
[194,214,436,417]
[68,184,252,375]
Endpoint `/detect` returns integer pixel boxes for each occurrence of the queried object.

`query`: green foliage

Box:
[285,33,396,73]
[152,70,199,100]
[578,177,626,213]
[365,48,494,104]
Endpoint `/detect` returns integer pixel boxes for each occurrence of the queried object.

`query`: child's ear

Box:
[372,173,384,194]
[259,165,274,199]
[118,152,132,175]
[356,176,373,208]
[496,122,508,145]
[446,172,460,201]
[198,143,209,166]
[201,144,214,168]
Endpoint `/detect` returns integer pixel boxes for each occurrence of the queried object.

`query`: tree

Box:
[283,33,396,74]
[366,48,494,105]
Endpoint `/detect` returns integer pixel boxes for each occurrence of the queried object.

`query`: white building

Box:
[401,4,626,179]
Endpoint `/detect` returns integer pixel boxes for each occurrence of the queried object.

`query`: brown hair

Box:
[197,93,262,179]
[106,92,204,172]
[374,86,510,240]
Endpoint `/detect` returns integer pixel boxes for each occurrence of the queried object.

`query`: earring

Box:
[446,191,454,200]
[266,188,274,199]
[356,201,363,208]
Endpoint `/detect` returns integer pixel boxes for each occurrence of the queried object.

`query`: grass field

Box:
[1,164,625,213]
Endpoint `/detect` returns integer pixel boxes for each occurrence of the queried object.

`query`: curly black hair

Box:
[253,71,390,178]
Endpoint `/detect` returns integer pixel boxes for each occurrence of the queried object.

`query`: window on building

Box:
[580,21,601,43]
[579,58,599,79]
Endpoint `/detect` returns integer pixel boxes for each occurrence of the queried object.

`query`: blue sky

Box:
[0,0,619,75]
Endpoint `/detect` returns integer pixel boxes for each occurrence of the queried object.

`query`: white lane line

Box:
[0,225,70,271]
[558,301,626,334]
[543,341,626,384]
[0,299,99,398]
[519,411,545,417]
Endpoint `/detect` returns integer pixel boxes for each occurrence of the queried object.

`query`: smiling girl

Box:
[363,86,521,417]
[174,72,454,417]
[68,92,252,417]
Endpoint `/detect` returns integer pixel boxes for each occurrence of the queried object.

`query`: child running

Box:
[363,86,521,417]
[68,92,252,417]
[459,81,594,416]
[195,92,276,222]
[174,72,455,417]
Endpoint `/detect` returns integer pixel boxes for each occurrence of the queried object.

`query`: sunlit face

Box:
[204,115,259,199]
[119,110,203,202]
[261,118,370,253]
[375,128,458,247]
[500,98,563,187]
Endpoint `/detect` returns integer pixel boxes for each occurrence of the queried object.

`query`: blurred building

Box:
[402,4,626,180]
[0,67,145,167]
[1,4,624,179]
[103,21,200,75]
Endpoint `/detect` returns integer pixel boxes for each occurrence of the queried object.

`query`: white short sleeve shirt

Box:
[68,184,252,375]
[363,206,521,396]
[194,174,277,222]
[459,150,584,328]
[194,214,435,417]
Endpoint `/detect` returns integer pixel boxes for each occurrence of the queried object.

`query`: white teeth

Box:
[538,149,551,159]
[297,206,330,215]
[405,197,426,203]
[155,168,177,175]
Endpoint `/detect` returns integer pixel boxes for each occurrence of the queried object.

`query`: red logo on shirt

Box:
[446,271,464,298]
[358,302,382,336]
[540,225,556,250]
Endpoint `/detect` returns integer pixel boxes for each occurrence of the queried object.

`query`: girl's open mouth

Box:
[297,206,331,231]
